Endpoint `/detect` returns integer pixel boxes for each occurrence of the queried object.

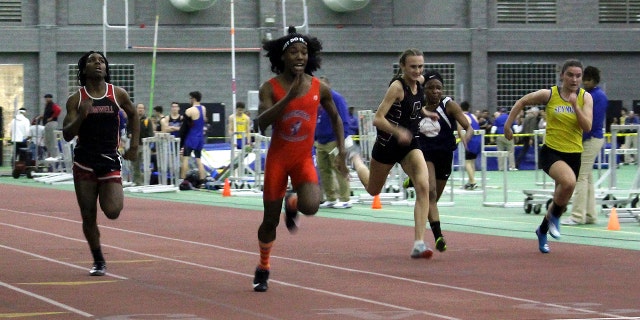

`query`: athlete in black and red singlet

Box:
[63,51,139,276]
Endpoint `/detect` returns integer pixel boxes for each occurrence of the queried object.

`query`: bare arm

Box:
[116,87,139,160]
[505,89,550,140]
[373,80,414,145]
[62,92,84,142]
[448,100,473,148]
[574,91,593,132]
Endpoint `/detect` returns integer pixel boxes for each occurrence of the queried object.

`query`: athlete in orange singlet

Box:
[252,27,349,292]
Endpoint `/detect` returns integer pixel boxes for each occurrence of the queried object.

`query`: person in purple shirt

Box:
[563,66,608,225]
[493,107,517,171]
[315,76,352,209]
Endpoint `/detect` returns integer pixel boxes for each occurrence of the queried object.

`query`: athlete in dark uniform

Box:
[63,51,140,276]
[415,70,474,253]
[350,49,438,259]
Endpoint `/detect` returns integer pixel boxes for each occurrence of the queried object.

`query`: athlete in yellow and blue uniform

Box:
[504,59,593,254]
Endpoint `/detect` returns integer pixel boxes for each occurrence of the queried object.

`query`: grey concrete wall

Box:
[1,0,639,135]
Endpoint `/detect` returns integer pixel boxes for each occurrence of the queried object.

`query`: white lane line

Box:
[0,228,128,280]
[0,208,630,319]
[0,221,458,320]
[0,280,93,318]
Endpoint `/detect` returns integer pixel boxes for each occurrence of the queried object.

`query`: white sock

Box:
[414,240,424,248]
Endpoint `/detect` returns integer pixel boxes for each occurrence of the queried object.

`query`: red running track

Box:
[1,183,639,319]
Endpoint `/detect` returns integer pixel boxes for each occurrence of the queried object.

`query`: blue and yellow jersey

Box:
[544,85,585,153]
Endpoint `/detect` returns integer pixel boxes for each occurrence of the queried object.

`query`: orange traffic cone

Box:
[607,207,620,231]
[222,178,232,197]
[371,194,382,209]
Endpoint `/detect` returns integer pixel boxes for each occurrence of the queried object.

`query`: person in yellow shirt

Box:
[504,59,593,254]
[228,102,251,149]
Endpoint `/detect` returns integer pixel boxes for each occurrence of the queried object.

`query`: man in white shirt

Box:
[9,108,32,161]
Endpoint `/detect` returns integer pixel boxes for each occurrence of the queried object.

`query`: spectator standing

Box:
[563,66,608,225]
[39,94,62,160]
[515,107,540,169]
[132,103,155,185]
[152,105,165,133]
[160,102,183,138]
[180,91,207,184]
[9,107,31,160]
[315,76,352,209]
[228,102,251,149]
[493,107,517,171]
[460,101,482,189]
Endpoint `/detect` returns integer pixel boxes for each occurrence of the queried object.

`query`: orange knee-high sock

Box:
[258,241,274,270]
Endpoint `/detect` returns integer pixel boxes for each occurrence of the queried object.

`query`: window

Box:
[496,0,556,24]
[496,63,556,108]
[599,0,640,23]
[392,63,456,99]
[68,64,135,102]
[0,0,21,22]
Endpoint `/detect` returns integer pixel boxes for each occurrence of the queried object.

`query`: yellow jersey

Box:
[231,113,251,139]
[544,86,585,153]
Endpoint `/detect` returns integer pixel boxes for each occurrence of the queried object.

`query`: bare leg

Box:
[98,182,124,220]
[351,154,394,195]
[400,150,430,243]
[194,157,206,181]
[74,179,100,251]
[465,159,476,184]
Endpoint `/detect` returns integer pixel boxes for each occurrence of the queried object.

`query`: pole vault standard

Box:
[148,15,159,118]
[102,0,129,57]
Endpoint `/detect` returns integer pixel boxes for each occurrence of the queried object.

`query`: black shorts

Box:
[423,149,453,181]
[183,146,202,158]
[538,145,580,178]
[465,150,479,160]
[73,148,122,176]
[371,137,420,165]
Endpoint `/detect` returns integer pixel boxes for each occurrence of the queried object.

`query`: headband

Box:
[424,71,444,84]
[282,36,307,51]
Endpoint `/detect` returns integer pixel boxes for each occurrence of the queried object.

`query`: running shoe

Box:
[535,227,550,253]
[319,200,335,208]
[410,243,434,259]
[252,267,270,292]
[284,192,299,234]
[435,236,447,252]
[332,201,352,209]
[547,215,561,239]
[403,178,413,189]
[561,218,580,226]
[90,262,106,276]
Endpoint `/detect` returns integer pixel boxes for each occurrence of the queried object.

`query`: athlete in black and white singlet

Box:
[73,83,123,174]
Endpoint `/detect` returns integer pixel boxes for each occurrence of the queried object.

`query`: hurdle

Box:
[481,150,520,207]
[353,110,405,205]
[32,133,75,185]
[454,129,485,196]
[224,133,270,196]
[124,133,180,193]
[598,125,640,222]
